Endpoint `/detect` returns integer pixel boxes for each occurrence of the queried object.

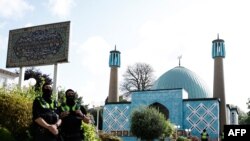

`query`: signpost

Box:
[6,21,70,97]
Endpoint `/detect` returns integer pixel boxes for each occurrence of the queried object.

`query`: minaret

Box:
[212,35,227,133]
[108,45,120,102]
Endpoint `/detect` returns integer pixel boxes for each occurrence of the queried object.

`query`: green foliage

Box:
[239,109,248,124]
[243,111,250,124]
[130,106,168,140]
[82,122,100,141]
[98,131,122,141]
[57,89,66,105]
[247,98,250,110]
[0,127,16,141]
[239,98,250,124]
[160,120,175,139]
[246,98,250,124]
[119,95,128,102]
[0,87,34,140]
[177,136,191,141]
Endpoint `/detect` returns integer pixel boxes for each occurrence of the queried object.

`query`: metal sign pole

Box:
[53,63,58,100]
[18,67,25,88]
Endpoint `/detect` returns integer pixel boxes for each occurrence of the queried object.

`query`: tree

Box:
[120,63,155,94]
[247,98,250,110]
[57,88,66,104]
[238,108,248,125]
[239,98,250,124]
[131,107,171,141]
[24,68,52,91]
[245,98,250,124]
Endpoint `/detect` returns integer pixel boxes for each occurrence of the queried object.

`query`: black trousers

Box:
[34,132,58,141]
[62,132,83,141]
[63,137,83,141]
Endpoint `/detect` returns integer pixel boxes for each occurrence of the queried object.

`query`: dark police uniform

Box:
[59,103,86,141]
[201,129,209,141]
[32,96,59,141]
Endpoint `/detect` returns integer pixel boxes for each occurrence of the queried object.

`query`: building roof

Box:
[152,66,212,98]
[226,104,239,114]
[0,68,19,78]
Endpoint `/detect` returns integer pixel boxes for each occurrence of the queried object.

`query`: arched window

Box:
[149,102,169,120]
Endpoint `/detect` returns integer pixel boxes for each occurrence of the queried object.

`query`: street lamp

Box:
[188,129,191,136]
[174,125,180,140]
[185,128,191,137]
[96,106,101,132]
[93,105,101,133]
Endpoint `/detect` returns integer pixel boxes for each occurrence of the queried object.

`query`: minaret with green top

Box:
[108,45,120,102]
[212,34,227,133]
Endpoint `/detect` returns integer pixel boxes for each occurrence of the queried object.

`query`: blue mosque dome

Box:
[152,66,212,98]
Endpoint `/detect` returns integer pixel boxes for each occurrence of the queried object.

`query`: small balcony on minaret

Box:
[109,45,121,68]
[212,34,225,58]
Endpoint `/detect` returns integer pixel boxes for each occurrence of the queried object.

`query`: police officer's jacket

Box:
[59,103,83,134]
[201,132,208,139]
[32,96,59,131]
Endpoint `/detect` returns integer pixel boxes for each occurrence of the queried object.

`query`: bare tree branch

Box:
[120,63,155,96]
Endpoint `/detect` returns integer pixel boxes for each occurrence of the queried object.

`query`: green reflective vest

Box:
[37,97,55,110]
[61,103,80,112]
[202,132,208,139]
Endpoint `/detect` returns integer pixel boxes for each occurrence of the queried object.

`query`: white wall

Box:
[0,71,18,88]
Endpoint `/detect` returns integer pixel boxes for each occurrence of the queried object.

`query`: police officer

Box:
[32,83,61,141]
[59,89,90,141]
[201,129,209,141]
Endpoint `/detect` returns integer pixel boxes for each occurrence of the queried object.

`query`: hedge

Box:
[0,88,34,140]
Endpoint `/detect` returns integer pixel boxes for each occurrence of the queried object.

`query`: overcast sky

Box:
[0,0,249,112]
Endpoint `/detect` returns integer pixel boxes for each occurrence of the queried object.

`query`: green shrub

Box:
[82,122,100,141]
[81,121,121,141]
[177,136,191,141]
[0,127,16,141]
[160,120,175,139]
[131,106,168,140]
[98,131,122,141]
[0,87,34,140]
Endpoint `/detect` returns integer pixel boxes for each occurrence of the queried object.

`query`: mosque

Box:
[102,37,239,141]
